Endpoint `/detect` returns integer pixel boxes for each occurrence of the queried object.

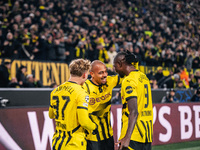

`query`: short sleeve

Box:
[122,79,137,101]
[77,89,89,110]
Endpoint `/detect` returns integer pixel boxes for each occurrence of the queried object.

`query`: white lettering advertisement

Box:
[0,103,200,149]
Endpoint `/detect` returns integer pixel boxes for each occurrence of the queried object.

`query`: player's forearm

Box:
[49,107,55,119]
[125,98,138,140]
[77,109,96,131]
[125,109,138,139]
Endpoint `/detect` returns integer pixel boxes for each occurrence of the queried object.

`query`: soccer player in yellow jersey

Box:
[113,51,153,150]
[49,59,97,150]
[82,60,122,150]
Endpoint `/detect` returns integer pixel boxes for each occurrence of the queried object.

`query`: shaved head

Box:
[91,60,106,72]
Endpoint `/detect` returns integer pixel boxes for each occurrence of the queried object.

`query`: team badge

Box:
[125,86,133,94]
[85,96,89,103]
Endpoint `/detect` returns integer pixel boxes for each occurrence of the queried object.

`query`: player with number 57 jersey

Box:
[49,59,97,150]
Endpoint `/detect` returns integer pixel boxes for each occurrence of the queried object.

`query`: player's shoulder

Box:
[107,74,119,83]
[83,79,91,85]
[107,74,118,79]
[122,71,139,85]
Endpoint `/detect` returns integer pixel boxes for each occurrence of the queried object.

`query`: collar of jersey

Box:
[130,70,139,73]
[89,79,101,87]
[68,81,78,84]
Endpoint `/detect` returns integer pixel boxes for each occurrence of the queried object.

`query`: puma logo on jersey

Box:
[93,91,97,95]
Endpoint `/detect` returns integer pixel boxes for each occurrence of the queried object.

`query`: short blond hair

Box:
[69,59,91,77]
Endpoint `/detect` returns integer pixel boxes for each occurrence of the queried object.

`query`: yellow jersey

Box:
[119,70,153,143]
[49,81,96,149]
[83,75,121,141]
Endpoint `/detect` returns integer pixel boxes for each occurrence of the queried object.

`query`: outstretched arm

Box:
[77,107,97,131]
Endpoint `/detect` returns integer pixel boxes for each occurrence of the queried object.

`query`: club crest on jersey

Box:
[125,86,133,94]
[85,96,89,103]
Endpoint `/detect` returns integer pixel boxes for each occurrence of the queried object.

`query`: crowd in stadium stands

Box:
[0,0,200,90]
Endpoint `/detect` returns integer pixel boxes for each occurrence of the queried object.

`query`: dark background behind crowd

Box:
[0,0,200,91]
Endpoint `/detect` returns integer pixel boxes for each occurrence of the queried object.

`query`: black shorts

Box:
[128,140,151,150]
[87,136,114,150]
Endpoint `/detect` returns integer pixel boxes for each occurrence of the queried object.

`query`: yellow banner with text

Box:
[0,59,70,87]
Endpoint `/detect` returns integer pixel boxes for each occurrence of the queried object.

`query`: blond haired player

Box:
[49,59,97,150]
[114,51,153,150]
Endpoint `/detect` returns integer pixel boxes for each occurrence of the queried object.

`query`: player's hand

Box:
[84,129,89,135]
[116,137,130,150]
[92,124,98,135]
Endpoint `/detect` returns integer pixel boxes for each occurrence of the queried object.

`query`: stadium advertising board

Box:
[0,103,200,150]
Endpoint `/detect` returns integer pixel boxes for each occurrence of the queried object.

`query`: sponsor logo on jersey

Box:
[125,86,133,94]
[89,93,111,105]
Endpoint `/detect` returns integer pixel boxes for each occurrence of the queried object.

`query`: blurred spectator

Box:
[184,50,193,72]
[194,70,200,82]
[45,34,57,61]
[175,80,186,89]
[19,37,35,60]
[150,77,158,89]
[178,66,189,88]
[54,32,66,62]
[23,74,43,88]
[190,87,200,102]
[189,73,197,89]
[97,44,110,63]
[0,61,11,87]
[192,52,200,69]
[30,33,46,60]
[174,51,185,68]
[7,77,21,88]
[154,66,164,83]
[146,70,154,80]
[75,41,86,59]
[159,73,180,89]
[1,32,20,59]
[162,48,174,67]
[107,46,117,65]
[161,89,179,103]
[16,65,27,86]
